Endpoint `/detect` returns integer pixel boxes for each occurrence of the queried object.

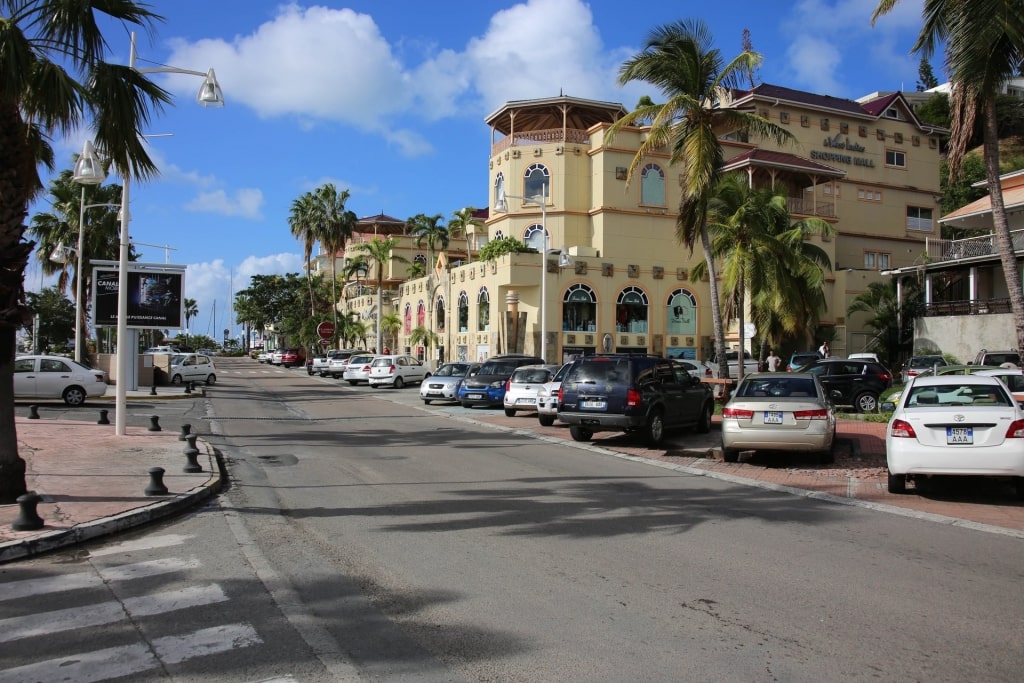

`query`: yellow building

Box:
[338,86,945,366]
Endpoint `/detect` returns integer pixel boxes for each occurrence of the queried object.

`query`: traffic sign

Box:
[316,321,335,339]
[318,338,331,346]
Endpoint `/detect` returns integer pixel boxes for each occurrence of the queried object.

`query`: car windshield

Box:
[435,363,471,377]
[512,368,551,383]
[737,377,817,398]
[371,357,394,367]
[478,361,518,375]
[170,354,187,365]
[909,356,944,368]
[571,359,631,384]
[905,383,1011,407]
[350,355,373,364]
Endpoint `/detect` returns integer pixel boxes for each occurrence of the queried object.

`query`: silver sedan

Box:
[420,362,481,404]
[721,372,836,463]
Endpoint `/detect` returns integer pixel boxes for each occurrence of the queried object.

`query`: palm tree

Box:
[0,2,169,502]
[312,184,357,330]
[288,192,319,318]
[406,261,426,279]
[29,170,123,361]
[872,1,1024,351]
[183,298,199,350]
[349,237,408,353]
[380,312,402,353]
[408,213,449,273]
[847,279,924,368]
[448,207,483,264]
[692,175,833,378]
[609,19,793,384]
[409,325,440,361]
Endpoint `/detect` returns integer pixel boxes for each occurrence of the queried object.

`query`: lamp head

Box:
[493,190,508,214]
[558,251,573,268]
[72,141,106,185]
[49,243,73,264]
[197,68,225,107]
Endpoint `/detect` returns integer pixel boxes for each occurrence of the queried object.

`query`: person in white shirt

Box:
[818,341,830,358]
[766,349,781,372]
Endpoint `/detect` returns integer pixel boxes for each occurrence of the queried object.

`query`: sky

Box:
[26,0,931,343]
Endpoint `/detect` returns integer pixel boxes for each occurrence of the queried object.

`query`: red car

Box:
[280,347,307,368]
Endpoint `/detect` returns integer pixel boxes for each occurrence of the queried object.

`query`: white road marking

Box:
[0,584,227,642]
[99,556,201,582]
[0,623,260,683]
[89,533,193,557]
[0,557,198,602]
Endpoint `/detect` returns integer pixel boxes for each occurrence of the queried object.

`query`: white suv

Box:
[367,354,429,388]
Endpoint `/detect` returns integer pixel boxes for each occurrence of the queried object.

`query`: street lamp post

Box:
[106,32,224,436]
[70,141,112,363]
[494,183,569,362]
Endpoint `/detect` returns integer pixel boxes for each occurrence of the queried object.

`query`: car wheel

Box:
[569,426,592,442]
[696,403,712,434]
[393,377,404,389]
[307,369,313,375]
[887,470,907,494]
[855,392,879,413]
[820,442,835,465]
[62,386,86,406]
[171,374,183,385]
[538,414,556,427]
[348,380,358,386]
[206,374,216,386]
[461,401,473,409]
[643,409,665,447]
[423,399,431,405]
[722,440,739,463]
[504,408,516,417]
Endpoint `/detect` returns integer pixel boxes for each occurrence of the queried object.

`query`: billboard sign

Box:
[93,264,186,329]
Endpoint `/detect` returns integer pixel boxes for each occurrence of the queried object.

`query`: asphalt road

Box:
[7,357,1023,682]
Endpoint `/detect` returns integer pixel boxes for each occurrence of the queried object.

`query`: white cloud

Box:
[185,188,264,219]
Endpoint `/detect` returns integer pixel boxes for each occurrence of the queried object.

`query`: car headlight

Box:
[489,380,504,389]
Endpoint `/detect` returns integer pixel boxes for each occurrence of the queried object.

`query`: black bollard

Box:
[97,409,110,425]
[183,434,202,473]
[12,493,45,531]
[178,423,192,441]
[28,405,40,419]
[145,467,169,495]
[184,382,192,395]
[148,415,162,432]
[150,385,157,396]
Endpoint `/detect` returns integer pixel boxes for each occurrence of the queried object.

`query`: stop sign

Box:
[316,321,335,339]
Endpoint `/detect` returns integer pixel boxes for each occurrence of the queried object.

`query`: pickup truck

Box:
[310,349,364,377]
[705,349,760,379]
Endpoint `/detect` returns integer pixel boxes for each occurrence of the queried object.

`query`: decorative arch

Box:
[616,286,649,333]
[435,293,445,331]
[493,172,505,209]
[640,162,665,206]
[562,283,597,332]
[524,223,547,251]
[477,286,490,331]
[524,163,550,199]
[666,288,697,335]
[403,302,413,335]
[416,300,426,328]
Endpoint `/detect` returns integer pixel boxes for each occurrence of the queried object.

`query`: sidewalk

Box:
[2,402,1022,563]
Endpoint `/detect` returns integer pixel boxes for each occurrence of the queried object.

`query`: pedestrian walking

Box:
[766,349,781,372]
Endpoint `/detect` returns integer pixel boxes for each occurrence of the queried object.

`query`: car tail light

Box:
[626,388,641,407]
[890,418,917,438]
[388,364,396,374]
[723,407,754,419]
[504,378,511,392]
[793,408,829,420]
[362,364,371,371]
[1005,419,1024,438]
[93,373,104,381]
[704,368,712,377]
[877,372,893,383]
[557,386,564,403]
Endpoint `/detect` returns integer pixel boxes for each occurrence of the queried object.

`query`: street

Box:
[2,356,1023,682]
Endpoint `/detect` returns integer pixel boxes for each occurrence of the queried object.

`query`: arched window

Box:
[403,302,412,335]
[457,291,469,333]
[524,224,547,251]
[477,287,490,331]
[416,301,426,328]
[524,163,550,201]
[616,286,649,333]
[666,289,697,335]
[493,229,504,241]
[562,283,597,332]
[493,173,505,209]
[435,294,445,331]
[641,163,665,206]
[413,254,427,267]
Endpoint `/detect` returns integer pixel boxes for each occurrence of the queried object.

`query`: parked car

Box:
[557,355,714,447]
[503,364,560,417]
[168,353,217,386]
[419,362,481,404]
[787,351,822,372]
[257,351,271,363]
[458,354,545,408]
[706,349,759,378]
[311,349,362,377]
[279,347,306,368]
[848,352,880,362]
[142,345,178,355]
[537,362,574,426]
[886,375,1024,497]
[330,352,369,380]
[903,354,947,380]
[270,350,284,365]
[671,357,714,380]
[13,355,108,406]
[342,354,378,385]
[973,349,1021,367]
[798,357,893,413]
[367,354,429,388]
[884,365,1003,406]
[974,368,1024,406]
[720,372,837,464]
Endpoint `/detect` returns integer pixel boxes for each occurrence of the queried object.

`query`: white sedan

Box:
[14,355,108,406]
[886,375,1024,496]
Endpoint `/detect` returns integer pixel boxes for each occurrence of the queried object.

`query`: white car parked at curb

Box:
[367,354,429,388]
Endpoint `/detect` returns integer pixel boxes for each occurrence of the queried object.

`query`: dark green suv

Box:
[557,355,714,447]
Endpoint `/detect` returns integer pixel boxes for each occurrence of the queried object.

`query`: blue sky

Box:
[27,0,929,341]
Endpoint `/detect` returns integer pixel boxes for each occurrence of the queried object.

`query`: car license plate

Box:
[946,427,973,444]
[582,400,606,409]
[517,398,535,404]
[467,393,482,399]
[763,411,783,424]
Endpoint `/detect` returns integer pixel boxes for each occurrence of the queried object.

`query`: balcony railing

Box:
[924,298,1012,316]
[928,228,1024,263]
[491,128,591,156]
[786,197,836,218]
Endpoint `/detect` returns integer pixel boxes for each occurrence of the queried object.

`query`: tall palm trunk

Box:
[701,227,730,394]
[982,102,1024,350]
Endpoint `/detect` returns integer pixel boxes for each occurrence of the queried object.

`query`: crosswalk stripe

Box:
[89,533,193,557]
[0,557,201,603]
[0,584,227,643]
[0,623,261,683]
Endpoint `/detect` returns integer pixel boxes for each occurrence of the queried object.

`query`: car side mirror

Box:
[881,401,896,412]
